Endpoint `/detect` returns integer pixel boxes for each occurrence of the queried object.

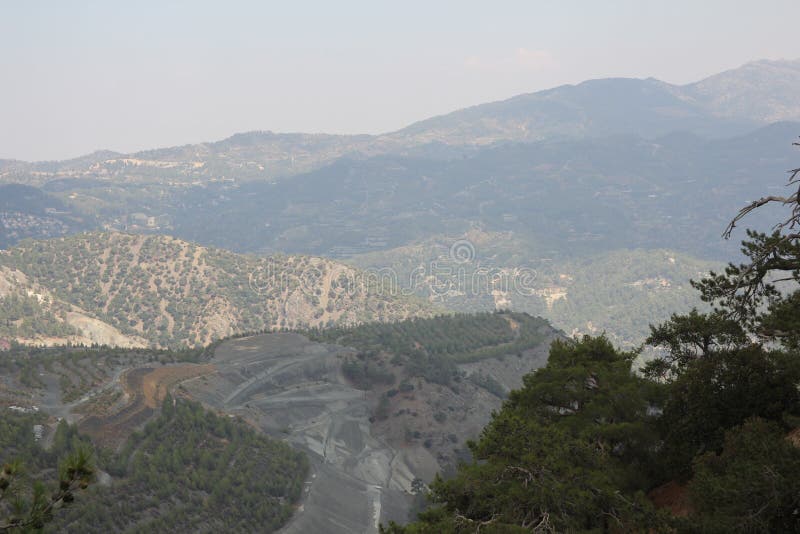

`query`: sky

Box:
[2,1,800,161]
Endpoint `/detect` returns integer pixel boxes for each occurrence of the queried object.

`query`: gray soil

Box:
[19,329,558,533]
[183,333,419,534]
[183,331,559,534]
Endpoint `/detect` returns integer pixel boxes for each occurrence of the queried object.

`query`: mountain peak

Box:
[684,57,800,123]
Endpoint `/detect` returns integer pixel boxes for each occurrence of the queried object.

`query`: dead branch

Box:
[723,194,798,239]
[453,513,498,533]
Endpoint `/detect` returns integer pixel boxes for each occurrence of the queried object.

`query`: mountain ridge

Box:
[0,58,797,187]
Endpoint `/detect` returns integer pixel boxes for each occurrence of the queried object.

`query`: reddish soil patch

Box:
[141,364,215,408]
[79,364,215,449]
[649,480,692,517]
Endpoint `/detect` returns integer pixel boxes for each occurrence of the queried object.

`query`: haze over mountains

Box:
[1,59,799,347]
[2,59,799,180]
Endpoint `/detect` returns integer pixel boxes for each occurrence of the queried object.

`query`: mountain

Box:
[0,59,797,191]
[162,122,799,259]
[0,232,436,348]
[0,312,561,532]
[4,123,790,348]
[4,120,791,265]
[684,59,800,123]
[392,77,743,145]
[392,59,800,146]
[1,61,796,350]
[0,264,147,348]
[0,370,308,533]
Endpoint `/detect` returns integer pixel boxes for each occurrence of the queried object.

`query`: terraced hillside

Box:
[0,232,434,348]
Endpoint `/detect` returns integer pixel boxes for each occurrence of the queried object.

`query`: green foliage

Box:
[538,250,719,347]
[0,413,94,532]
[655,345,800,475]
[693,227,800,350]
[396,336,666,533]
[315,311,550,363]
[397,304,800,532]
[0,293,78,340]
[355,244,720,349]
[314,311,552,387]
[644,309,747,377]
[683,418,800,534]
[0,232,432,348]
[51,398,308,533]
[393,157,800,532]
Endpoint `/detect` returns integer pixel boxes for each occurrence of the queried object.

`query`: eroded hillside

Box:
[0,232,435,348]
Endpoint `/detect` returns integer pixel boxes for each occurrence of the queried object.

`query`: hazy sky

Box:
[2,1,800,161]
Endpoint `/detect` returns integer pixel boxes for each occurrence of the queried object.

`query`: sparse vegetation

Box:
[0,232,434,348]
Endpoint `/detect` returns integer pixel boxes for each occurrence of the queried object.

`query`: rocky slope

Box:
[0,232,435,348]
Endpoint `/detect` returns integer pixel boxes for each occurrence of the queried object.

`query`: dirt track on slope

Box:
[78,364,214,449]
[182,333,425,534]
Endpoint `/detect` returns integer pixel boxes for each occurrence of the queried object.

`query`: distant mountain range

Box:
[1,59,798,187]
[399,59,800,144]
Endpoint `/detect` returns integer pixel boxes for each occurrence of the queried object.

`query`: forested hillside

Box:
[50,398,308,533]
[315,311,553,364]
[0,184,90,248]
[386,332,800,533]
[0,396,307,533]
[350,237,718,346]
[1,64,796,354]
[4,6,800,532]
[148,123,798,259]
[0,232,435,348]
